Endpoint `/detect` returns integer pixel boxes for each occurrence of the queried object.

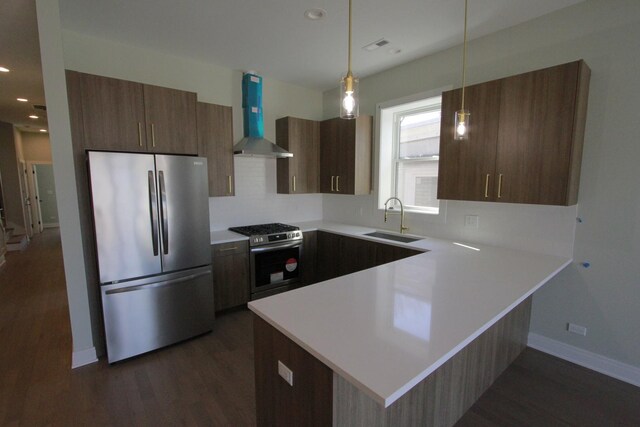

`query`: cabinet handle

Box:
[292,175,296,192]
[484,174,490,198]
[336,175,340,192]
[151,123,156,147]
[219,247,238,252]
[498,174,503,199]
[331,176,335,192]
[137,122,143,147]
[227,175,233,194]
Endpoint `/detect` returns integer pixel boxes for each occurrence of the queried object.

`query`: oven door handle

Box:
[251,240,302,253]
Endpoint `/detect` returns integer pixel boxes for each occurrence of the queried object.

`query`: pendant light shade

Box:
[340,0,359,119]
[454,0,470,140]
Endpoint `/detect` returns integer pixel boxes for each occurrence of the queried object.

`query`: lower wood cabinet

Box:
[301,231,317,286]
[212,241,250,311]
[316,231,423,282]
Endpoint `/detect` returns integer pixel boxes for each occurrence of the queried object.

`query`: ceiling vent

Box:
[363,39,390,51]
[33,104,47,111]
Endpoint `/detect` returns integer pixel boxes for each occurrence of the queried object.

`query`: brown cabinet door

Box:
[438,80,502,201]
[276,117,320,194]
[496,62,581,205]
[212,242,250,311]
[316,231,341,281]
[197,102,235,197]
[338,235,377,276]
[336,119,355,194]
[301,231,317,285]
[143,84,198,155]
[320,116,372,195]
[320,119,339,193]
[75,72,147,151]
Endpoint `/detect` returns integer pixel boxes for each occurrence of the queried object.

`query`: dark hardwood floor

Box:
[1,230,639,426]
[0,230,255,426]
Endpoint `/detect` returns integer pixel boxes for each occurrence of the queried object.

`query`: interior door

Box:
[33,164,59,228]
[88,151,162,283]
[155,155,210,272]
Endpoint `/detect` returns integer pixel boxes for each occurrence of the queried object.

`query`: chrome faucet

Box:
[384,197,409,234]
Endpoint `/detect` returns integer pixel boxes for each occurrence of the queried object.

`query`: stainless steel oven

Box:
[250,239,302,299]
[228,223,303,300]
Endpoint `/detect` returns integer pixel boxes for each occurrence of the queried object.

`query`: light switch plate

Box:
[278,360,293,386]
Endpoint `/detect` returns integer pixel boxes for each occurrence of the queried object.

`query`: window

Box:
[378,94,442,214]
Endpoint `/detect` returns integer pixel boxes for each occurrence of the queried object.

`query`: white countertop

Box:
[210,229,249,245]
[247,221,571,407]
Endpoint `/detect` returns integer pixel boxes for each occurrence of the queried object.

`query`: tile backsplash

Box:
[209,156,323,229]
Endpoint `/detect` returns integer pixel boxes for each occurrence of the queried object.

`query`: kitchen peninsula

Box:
[247,222,571,426]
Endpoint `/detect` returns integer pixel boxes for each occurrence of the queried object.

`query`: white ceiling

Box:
[59,0,584,90]
[0,1,585,130]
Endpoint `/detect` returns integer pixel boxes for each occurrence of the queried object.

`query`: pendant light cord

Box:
[461,0,468,111]
[348,0,352,76]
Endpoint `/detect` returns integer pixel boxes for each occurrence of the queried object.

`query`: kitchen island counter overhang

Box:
[248,226,571,423]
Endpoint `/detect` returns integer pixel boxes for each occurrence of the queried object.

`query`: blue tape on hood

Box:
[242,73,264,139]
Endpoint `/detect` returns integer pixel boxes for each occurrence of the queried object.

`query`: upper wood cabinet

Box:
[143,84,197,154]
[320,116,372,195]
[438,80,502,202]
[437,60,590,206]
[197,102,235,197]
[276,117,320,194]
[65,70,198,155]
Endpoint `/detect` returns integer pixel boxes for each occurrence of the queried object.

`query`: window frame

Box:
[376,86,450,217]
[392,104,442,214]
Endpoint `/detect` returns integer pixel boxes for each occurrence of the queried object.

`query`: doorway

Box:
[28,162,59,232]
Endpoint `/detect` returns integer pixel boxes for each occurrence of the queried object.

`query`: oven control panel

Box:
[251,231,302,245]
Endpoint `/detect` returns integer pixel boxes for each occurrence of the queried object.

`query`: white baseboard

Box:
[71,347,98,369]
[528,332,640,388]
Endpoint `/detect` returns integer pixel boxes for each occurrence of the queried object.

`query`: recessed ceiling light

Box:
[40,129,47,133]
[0,66,9,73]
[17,98,28,102]
[29,115,39,119]
[304,8,327,20]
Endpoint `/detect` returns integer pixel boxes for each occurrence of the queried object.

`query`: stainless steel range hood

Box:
[234,72,292,158]
[233,136,292,158]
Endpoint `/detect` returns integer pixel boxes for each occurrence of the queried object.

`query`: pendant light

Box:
[454,0,470,140]
[340,0,359,119]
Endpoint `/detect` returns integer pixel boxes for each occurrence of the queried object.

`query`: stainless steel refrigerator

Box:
[87,151,213,363]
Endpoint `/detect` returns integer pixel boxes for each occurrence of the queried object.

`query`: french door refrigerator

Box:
[87,151,213,363]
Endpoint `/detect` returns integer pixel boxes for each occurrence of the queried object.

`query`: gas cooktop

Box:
[229,223,302,246]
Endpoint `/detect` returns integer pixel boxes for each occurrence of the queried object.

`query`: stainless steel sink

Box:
[363,231,422,243]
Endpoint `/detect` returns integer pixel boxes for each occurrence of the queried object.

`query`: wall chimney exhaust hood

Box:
[233,72,293,158]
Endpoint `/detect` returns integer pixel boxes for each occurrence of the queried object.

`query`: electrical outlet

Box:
[567,323,587,336]
[464,215,479,229]
[278,360,293,386]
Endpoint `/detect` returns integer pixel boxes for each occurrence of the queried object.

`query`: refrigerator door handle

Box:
[147,171,159,256]
[158,170,169,255]
[104,270,210,295]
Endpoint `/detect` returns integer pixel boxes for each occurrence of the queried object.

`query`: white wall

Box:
[36,0,95,366]
[323,0,640,368]
[62,30,325,229]
[19,131,52,162]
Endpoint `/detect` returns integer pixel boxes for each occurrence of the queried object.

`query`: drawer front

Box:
[212,240,249,257]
